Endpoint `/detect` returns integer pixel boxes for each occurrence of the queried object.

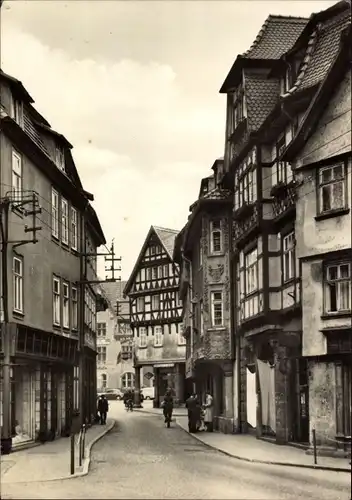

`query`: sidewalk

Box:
[0,419,115,484]
[175,416,351,473]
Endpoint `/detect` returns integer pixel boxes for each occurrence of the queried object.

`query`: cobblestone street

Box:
[2,402,350,500]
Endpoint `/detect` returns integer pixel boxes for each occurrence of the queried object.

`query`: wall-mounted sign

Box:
[154,363,175,368]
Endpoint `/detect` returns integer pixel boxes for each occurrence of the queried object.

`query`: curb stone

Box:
[2,420,115,484]
[174,420,351,474]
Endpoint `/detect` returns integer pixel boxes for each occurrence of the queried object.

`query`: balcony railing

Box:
[233,202,258,241]
[270,180,297,218]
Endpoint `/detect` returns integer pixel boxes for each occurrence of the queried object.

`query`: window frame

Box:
[275,135,287,185]
[55,147,65,172]
[324,262,351,314]
[210,290,224,328]
[97,322,107,337]
[71,286,78,330]
[13,256,24,314]
[12,149,22,203]
[154,326,163,347]
[210,219,223,254]
[245,248,258,295]
[71,207,78,251]
[51,188,59,239]
[318,163,347,215]
[11,97,23,127]
[151,294,160,311]
[61,197,69,245]
[53,276,61,326]
[136,296,145,313]
[121,372,135,389]
[139,327,147,348]
[97,346,107,363]
[62,281,70,329]
[282,232,295,283]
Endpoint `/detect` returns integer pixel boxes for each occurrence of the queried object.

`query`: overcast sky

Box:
[1,0,335,280]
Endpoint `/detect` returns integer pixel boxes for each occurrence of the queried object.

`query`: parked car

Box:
[97,388,124,401]
[141,387,155,400]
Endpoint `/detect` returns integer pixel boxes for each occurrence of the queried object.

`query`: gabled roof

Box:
[99,280,127,309]
[283,23,351,163]
[35,121,73,149]
[220,16,308,92]
[243,15,309,60]
[245,75,280,131]
[282,5,351,97]
[0,69,35,104]
[123,225,179,296]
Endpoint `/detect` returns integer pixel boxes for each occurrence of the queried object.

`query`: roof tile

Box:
[152,226,179,259]
[243,16,308,60]
[245,75,280,130]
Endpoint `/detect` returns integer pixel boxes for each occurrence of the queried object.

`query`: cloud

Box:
[1,21,217,278]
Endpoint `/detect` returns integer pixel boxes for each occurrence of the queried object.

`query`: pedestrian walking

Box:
[162,388,174,427]
[204,391,214,432]
[97,394,109,424]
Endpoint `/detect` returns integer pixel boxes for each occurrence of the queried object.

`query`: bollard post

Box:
[78,428,82,467]
[82,424,86,460]
[70,434,75,475]
[312,428,317,465]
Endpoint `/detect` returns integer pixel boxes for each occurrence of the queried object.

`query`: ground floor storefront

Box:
[133,361,187,408]
[307,341,351,457]
[82,348,97,424]
[1,323,78,453]
[190,359,234,434]
[240,325,308,445]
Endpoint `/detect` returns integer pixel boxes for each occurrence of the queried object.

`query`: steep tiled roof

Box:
[152,226,179,259]
[100,280,127,308]
[243,16,309,60]
[283,7,351,96]
[245,75,280,131]
[123,225,179,296]
[201,187,232,202]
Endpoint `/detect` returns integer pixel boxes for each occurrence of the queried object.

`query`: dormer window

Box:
[232,88,244,132]
[10,97,23,128]
[55,147,65,172]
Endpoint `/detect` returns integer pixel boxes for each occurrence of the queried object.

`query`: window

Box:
[136,297,145,313]
[139,327,147,347]
[101,374,107,390]
[62,282,70,328]
[11,98,23,127]
[12,150,22,202]
[147,268,152,280]
[154,326,163,347]
[245,248,258,295]
[51,189,59,238]
[152,267,158,279]
[152,295,160,310]
[210,220,222,253]
[276,136,287,184]
[163,265,168,278]
[97,322,107,337]
[71,286,78,330]
[13,256,23,313]
[97,346,107,363]
[61,198,69,245]
[283,232,295,282]
[157,266,163,278]
[211,291,223,327]
[71,208,78,250]
[324,263,351,314]
[55,147,65,172]
[318,164,345,214]
[232,91,244,131]
[121,372,135,389]
[53,277,61,325]
[150,246,156,255]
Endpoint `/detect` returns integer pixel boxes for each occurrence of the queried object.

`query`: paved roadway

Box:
[2,402,350,500]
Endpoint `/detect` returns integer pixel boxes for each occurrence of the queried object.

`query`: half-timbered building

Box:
[219,14,309,442]
[282,14,351,455]
[174,158,235,433]
[123,226,185,407]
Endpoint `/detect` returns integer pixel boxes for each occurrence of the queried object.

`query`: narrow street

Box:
[2,402,350,500]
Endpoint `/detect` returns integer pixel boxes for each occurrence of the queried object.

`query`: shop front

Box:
[153,362,186,407]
